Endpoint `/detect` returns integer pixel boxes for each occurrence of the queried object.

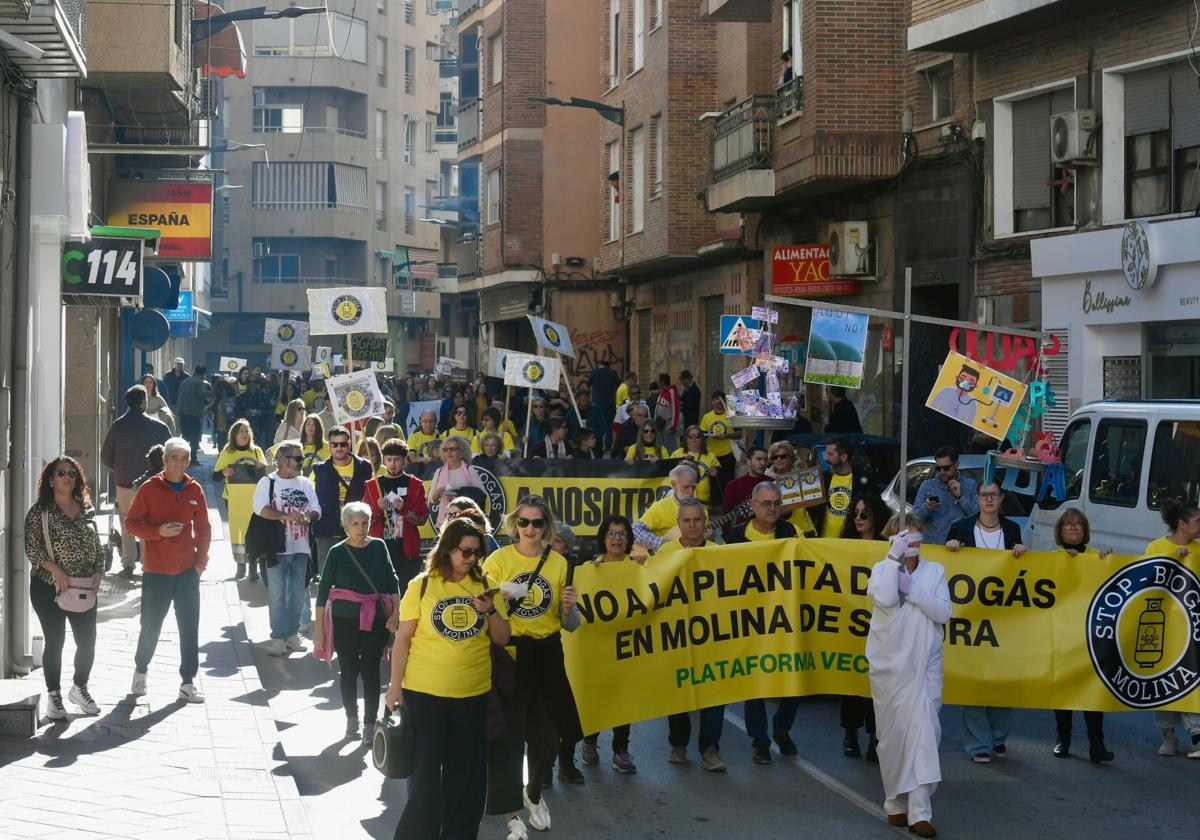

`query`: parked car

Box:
[881,453,1035,537]
[1025,400,1200,554]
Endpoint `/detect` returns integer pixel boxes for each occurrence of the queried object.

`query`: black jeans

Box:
[383,539,421,593]
[1055,709,1104,738]
[394,690,489,840]
[585,724,630,753]
[180,414,203,459]
[840,696,876,734]
[487,634,581,814]
[332,614,388,723]
[29,577,97,693]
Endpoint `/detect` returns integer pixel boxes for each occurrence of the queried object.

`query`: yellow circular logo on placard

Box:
[523,361,546,384]
[281,349,298,367]
[345,390,367,413]
[277,324,295,341]
[225,359,238,371]
[543,325,561,347]
[332,295,363,327]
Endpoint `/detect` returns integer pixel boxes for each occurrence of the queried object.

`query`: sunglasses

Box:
[935,464,955,472]
[281,455,304,463]
[454,546,480,559]
[772,453,790,460]
[329,441,350,448]
[455,411,467,417]
[642,429,656,435]
[854,509,871,521]
[687,433,702,439]
[54,468,78,478]
[516,517,546,529]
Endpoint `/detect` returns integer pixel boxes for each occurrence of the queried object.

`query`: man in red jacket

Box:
[361,438,428,591]
[124,437,212,704]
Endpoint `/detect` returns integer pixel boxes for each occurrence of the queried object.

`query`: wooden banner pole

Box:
[561,362,586,429]
[503,385,512,430]
[346,333,357,454]
[523,387,534,458]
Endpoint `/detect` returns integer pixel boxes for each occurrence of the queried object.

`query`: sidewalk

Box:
[0,457,313,840]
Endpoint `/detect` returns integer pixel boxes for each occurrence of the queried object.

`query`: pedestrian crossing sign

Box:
[719,315,762,355]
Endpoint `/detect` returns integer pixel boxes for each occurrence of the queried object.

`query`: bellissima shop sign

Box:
[771,245,860,297]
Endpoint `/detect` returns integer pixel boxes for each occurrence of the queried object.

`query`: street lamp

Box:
[528,96,625,127]
[193,5,329,44]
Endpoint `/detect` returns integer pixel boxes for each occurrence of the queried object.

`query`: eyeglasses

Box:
[54,468,78,478]
[1062,522,1084,529]
[329,441,350,449]
[754,499,782,508]
[453,546,480,559]
[854,509,871,521]
[606,530,629,540]
[979,491,1001,500]
[516,517,546,529]
[935,464,955,472]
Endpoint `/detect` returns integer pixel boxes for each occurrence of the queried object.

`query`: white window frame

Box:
[490,33,503,85]
[252,102,304,133]
[782,0,802,76]
[404,116,415,164]
[652,114,663,194]
[630,126,645,233]
[608,0,620,89]
[920,60,953,124]
[487,168,501,225]
[992,78,1077,239]
[632,0,645,74]
[650,0,663,30]
[607,138,622,241]
[375,109,387,159]
[376,35,388,86]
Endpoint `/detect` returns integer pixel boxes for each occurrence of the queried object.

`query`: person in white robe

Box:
[866,527,951,838]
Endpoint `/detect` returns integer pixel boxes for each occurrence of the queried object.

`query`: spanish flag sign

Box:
[561,539,1200,734]
[106,181,213,260]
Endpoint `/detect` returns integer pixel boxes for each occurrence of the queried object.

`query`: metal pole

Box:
[764,294,1042,340]
[899,267,912,531]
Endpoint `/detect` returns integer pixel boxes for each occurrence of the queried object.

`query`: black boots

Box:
[843,729,862,758]
[1053,732,1071,757]
[1088,736,1114,764]
[865,735,879,762]
[247,559,259,582]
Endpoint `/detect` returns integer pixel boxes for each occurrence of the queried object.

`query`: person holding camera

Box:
[386,518,510,840]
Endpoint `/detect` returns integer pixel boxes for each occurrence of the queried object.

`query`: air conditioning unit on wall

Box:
[828,221,870,276]
[1051,109,1097,164]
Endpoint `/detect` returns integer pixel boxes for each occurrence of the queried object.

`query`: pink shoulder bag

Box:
[43,511,101,613]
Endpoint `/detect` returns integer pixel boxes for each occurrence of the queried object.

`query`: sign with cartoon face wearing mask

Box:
[925,350,1028,442]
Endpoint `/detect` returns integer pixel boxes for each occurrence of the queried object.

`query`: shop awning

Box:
[193,1,247,80]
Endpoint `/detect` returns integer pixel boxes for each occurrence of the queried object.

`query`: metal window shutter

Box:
[1172,62,1200,149]
[1125,65,1170,135]
[1051,87,1074,116]
[1042,328,1070,438]
[1012,95,1050,210]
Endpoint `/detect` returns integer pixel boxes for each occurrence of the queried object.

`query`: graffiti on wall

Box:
[567,328,625,380]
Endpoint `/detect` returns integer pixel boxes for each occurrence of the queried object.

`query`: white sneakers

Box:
[266,638,288,657]
[523,790,551,831]
[44,691,67,720]
[67,685,100,716]
[506,816,529,840]
[130,672,148,696]
[285,634,307,653]
[178,683,205,704]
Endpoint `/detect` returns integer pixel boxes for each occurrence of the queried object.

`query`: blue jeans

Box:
[134,568,200,682]
[961,706,1011,756]
[744,697,801,748]
[266,553,308,640]
[667,706,725,752]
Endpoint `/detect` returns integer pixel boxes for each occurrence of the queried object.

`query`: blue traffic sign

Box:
[719,314,762,355]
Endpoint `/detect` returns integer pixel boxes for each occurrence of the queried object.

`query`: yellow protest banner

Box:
[562,539,1200,734]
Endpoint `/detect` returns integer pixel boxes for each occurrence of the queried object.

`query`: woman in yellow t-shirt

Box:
[625,420,670,464]
[212,419,267,581]
[671,424,722,505]
[1144,498,1200,758]
[474,408,517,458]
[446,406,479,449]
[481,497,581,838]
[766,441,816,536]
[386,518,509,840]
[299,415,331,474]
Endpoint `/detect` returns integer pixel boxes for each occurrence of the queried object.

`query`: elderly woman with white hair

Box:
[314,501,400,743]
[428,435,485,529]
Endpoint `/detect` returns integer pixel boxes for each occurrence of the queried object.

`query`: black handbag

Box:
[244,478,285,565]
[372,705,416,778]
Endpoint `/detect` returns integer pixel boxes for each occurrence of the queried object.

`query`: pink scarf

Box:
[312,586,395,662]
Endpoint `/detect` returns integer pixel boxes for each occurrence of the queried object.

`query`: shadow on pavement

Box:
[0,699,187,769]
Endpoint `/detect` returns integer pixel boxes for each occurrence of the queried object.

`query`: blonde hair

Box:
[502,495,556,542]
[882,514,924,539]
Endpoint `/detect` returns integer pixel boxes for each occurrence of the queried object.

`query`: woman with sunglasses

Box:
[429,436,485,529]
[577,516,639,774]
[25,457,105,721]
[446,405,480,450]
[274,399,307,445]
[386,517,509,840]
[473,408,517,458]
[484,497,581,840]
[671,425,721,506]
[836,493,891,760]
[945,479,1025,764]
[766,441,817,536]
[213,419,268,581]
[625,420,670,464]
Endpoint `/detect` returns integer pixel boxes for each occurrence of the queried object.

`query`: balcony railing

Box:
[0,0,87,78]
[458,241,480,279]
[435,127,457,144]
[712,95,774,182]
[252,122,368,138]
[252,199,368,213]
[437,263,457,278]
[458,98,480,149]
[439,58,459,78]
[775,75,804,120]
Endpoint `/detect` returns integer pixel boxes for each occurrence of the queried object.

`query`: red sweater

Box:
[361,473,429,559]
[124,473,212,575]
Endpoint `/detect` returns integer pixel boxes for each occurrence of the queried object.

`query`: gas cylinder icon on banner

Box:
[1134,597,1166,669]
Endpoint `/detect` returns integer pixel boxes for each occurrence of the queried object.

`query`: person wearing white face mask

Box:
[867,520,950,839]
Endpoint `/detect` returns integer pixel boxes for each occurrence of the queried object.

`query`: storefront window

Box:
[1147,321,1200,398]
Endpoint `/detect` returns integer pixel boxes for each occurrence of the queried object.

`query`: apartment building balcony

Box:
[458,240,480,282]
[706,95,776,213]
[250,205,371,242]
[458,98,481,153]
[908,0,1126,52]
[0,0,86,78]
[87,0,193,121]
[387,287,439,319]
[212,277,370,315]
[702,0,770,23]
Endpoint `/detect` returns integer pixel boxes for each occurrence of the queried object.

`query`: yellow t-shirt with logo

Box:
[482,545,569,639]
[407,429,442,458]
[398,571,505,698]
[625,444,670,462]
[446,426,479,448]
[334,460,355,505]
[671,449,720,503]
[701,411,734,458]
[472,431,517,455]
[822,472,855,539]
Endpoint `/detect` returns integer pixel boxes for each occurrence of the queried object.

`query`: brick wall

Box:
[911,0,982,25]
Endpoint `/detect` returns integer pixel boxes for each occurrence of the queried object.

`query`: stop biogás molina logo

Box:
[522,359,547,385]
[542,323,561,348]
[276,323,295,341]
[509,571,553,619]
[332,294,364,327]
[1087,556,1200,708]
[280,348,299,367]
[431,597,485,641]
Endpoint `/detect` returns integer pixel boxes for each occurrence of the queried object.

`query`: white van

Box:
[1025,401,1200,554]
